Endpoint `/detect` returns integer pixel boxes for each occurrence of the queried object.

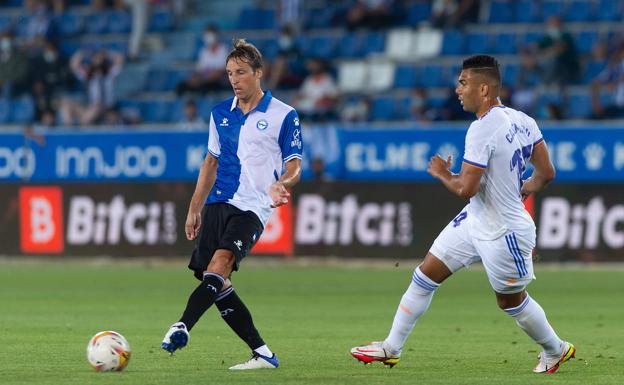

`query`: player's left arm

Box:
[269,158,301,207]
[428,155,484,200]
[271,108,303,208]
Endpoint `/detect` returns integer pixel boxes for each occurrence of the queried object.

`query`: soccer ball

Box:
[86,331,131,372]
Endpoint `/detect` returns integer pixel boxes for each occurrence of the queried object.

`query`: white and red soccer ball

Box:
[86,331,131,372]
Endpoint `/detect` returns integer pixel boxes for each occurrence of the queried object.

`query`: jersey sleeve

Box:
[463,121,494,169]
[530,117,544,147]
[278,109,303,162]
[207,112,220,157]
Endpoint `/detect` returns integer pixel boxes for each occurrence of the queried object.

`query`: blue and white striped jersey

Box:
[462,105,543,240]
[206,91,303,226]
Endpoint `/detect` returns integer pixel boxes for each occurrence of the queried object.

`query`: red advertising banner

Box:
[252,204,294,256]
[19,186,65,254]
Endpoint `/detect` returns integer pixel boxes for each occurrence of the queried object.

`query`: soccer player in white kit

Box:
[351,55,575,374]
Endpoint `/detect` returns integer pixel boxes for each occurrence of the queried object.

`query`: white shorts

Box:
[430,211,536,294]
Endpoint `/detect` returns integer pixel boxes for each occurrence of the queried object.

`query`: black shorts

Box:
[188,203,263,280]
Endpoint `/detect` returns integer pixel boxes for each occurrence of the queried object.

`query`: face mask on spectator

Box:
[44,50,57,62]
[278,35,293,50]
[203,32,216,46]
[547,27,561,39]
[0,38,11,52]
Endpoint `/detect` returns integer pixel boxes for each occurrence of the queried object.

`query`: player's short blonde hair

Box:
[226,38,263,70]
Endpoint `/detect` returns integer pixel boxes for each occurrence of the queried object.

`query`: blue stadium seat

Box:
[56,13,83,37]
[237,8,275,30]
[542,1,566,20]
[596,0,621,21]
[364,32,385,55]
[140,100,172,123]
[514,0,543,23]
[393,66,418,89]
[575,31,599,54]
[108,11,131,34]
[0,15,12,33]
[582,60,607,83]
[565,1,595,22]
[371,96,397,121]
[340,33,365,58]
[567,93,591,119]
[441,30,465,55]
[493,33,517,54]
[416,65,445,88]
[307,36,337,59]
[406,2,432,25]
[0,99,10,124]
[304,7,334,29]
[466,33,490,54]
[145,69,172,92]
[59,40,81,56]
[519,32,542,48]
[502,64,519,85]
[149,10,174,32]
[85,13,110,34]
[12,97,34,123]
[1,0,23,7]
[488,1,515,23]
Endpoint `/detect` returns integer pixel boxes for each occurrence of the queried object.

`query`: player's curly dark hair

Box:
[462,55,501,84]
[226,38,263,70]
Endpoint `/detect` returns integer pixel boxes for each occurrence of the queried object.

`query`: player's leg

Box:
[162,249,234,353]
[477,231,574,373]
[351,210,479,366]
[216,280,278,370]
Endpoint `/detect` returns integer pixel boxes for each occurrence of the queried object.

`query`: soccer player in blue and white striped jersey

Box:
[162,39,302,370]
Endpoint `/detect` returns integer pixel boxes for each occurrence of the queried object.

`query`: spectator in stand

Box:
[340,96,371,122]
[267,26,305,90]
[346,0,396,30]
[60,49,125,125]
[176,25,228,95]
[294,58,338,122]
[591,46,624,119]
[22,0,58,54]
[431,0,479,30]
[535,16,580,87]
[409,87,435,122]
[0,33,30,98]
[30,40,68,121]
[177,99,206,131]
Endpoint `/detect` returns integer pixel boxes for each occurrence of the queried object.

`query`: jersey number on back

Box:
[510,144,533,193]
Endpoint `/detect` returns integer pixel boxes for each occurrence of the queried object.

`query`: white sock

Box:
[254,344,273,357]
[505,294,563,355]
[383,267,439,355]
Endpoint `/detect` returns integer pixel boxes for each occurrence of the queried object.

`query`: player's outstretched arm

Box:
[521,141,556,200]
[185,153,218,240]
[427,155,484,200]
[269,158,301,208]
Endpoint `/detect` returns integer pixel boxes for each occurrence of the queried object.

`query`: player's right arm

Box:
[186,153,218,240]
[520,141,556,200]
[186,113,220,240]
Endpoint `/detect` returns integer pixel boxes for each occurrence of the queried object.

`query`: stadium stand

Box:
[0,0,622,126]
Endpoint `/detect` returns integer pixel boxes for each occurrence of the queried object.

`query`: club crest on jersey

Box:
[220,117,229,126]
[291,128,302,149]
[256,119,268,130]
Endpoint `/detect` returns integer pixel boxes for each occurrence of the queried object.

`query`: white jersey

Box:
[462,105,543,240]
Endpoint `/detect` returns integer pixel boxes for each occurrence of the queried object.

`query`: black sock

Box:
[179,273,224,331]
[215,287,266,350]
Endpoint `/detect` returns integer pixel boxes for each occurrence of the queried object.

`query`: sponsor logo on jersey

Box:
[291,129,302,149]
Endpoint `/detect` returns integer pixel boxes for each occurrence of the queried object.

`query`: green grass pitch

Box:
[1,261,623,385]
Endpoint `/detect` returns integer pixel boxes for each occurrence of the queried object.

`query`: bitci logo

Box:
[19,187,64,254]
